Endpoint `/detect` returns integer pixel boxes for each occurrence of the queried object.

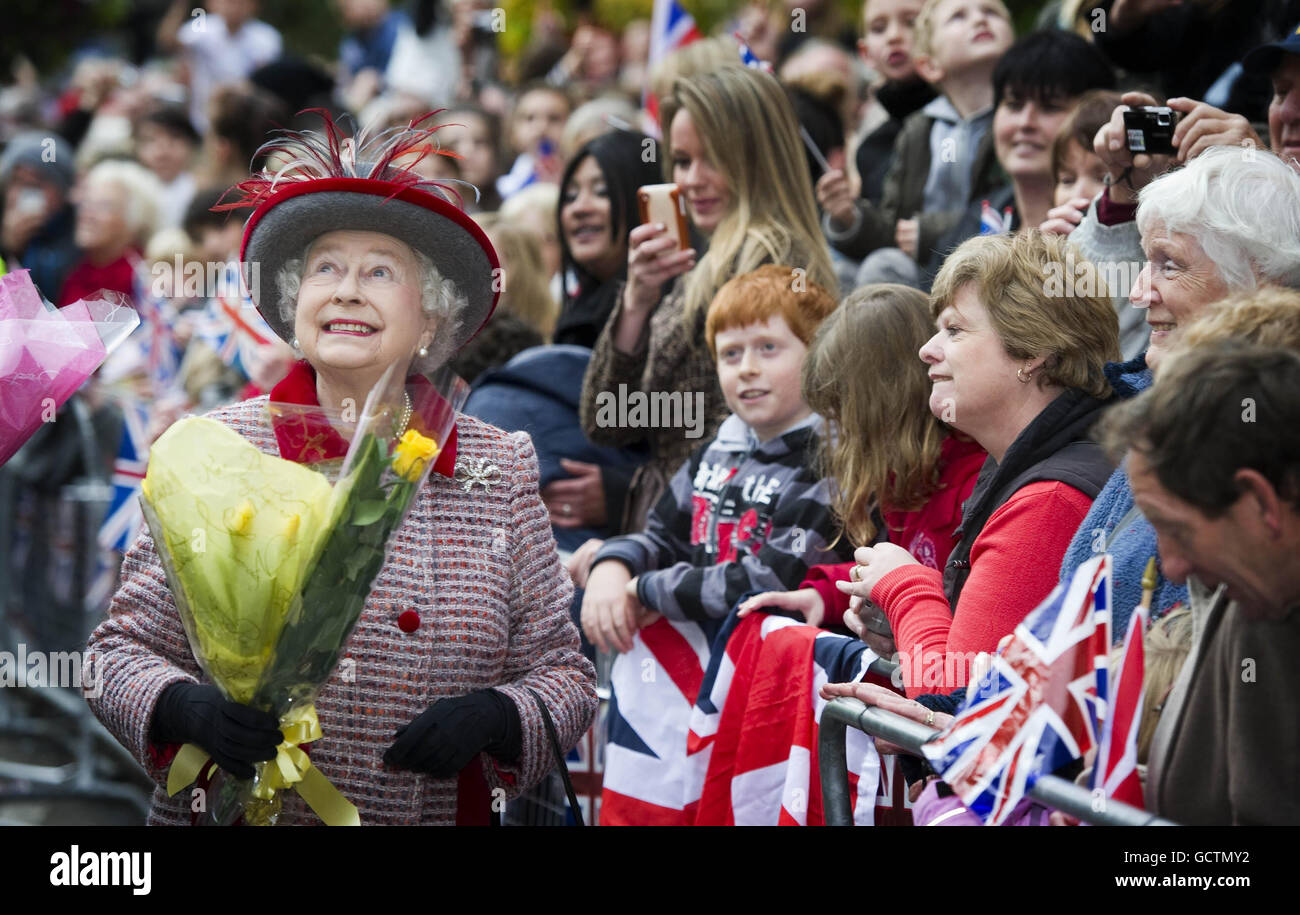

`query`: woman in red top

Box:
[738,284,986,646]
[834,231,1119,698]
[57,160,162,307]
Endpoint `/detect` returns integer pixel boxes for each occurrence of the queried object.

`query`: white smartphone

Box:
[637,183,689,251]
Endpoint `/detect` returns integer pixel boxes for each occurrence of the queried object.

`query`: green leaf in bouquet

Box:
[342,546,374,582]
[352,499,389,526]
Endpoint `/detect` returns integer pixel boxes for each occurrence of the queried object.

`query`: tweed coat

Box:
[86,395,598,825]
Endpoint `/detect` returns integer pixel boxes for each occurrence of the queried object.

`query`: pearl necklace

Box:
[398,392,412,433]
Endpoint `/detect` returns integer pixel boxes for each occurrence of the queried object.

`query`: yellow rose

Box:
[391,429,439,482]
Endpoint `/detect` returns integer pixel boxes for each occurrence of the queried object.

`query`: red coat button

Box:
[397,610,421,633]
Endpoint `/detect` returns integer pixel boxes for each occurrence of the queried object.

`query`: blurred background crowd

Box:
[3,0,1300,826]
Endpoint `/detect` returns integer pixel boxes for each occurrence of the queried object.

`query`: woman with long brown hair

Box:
[738,284,985,641]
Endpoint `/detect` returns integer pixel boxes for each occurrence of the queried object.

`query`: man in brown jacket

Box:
[1104,340,1300,825]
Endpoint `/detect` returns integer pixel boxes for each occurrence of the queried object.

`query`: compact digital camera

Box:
[1123,106,1180,156]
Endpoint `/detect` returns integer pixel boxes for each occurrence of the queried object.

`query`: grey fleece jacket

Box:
[1064,196,1150,362]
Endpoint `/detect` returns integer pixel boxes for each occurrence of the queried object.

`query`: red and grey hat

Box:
[224,112,500,355]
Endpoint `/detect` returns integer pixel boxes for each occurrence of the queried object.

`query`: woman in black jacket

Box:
[542,129,660,536]
[552,129,662,348]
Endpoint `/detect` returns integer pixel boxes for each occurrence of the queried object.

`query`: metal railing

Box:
[819,696,1176,826]
[0,396,153,823]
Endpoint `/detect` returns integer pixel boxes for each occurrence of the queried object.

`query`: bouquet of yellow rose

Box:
[141,362,468,825]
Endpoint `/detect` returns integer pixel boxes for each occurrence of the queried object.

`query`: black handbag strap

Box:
[526,687,584,826]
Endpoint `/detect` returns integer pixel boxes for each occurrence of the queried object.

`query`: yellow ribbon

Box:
[166,704,360,826]
[167,743,214,797]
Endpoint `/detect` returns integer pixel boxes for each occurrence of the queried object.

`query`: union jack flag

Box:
[97,401,150,553]
[689,613,884,825]
[191,296,235,365]
[192,262,274,377]
[130,258,182,396]
[601,615,714,825]
[601,609,890,826]
[645,0,701,127]
[922,554,1112,824]
[979,200,1013,235]
[1094,603,1146,810]
[734,33,773,73]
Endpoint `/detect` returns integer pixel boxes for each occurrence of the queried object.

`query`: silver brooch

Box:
[454,457,503,493]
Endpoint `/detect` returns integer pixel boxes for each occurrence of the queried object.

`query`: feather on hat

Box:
[220,110,500,355]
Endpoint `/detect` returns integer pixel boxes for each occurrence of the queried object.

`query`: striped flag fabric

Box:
[1094,603,1146,809]
[97,400,150,553]
[192,261,274,378]
[922,554,1112,824]
[645,0,701,127]
[600,608,890,826]
[977,201,1003,236]
[734,33,773,72]
[130,259,183,396]
[601,615,714,825]
[690,612,882,825]
[191,295,235,366]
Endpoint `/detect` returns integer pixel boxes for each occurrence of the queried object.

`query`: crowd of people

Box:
[3,0,1300,826]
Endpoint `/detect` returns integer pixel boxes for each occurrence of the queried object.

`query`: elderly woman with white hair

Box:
[86,117,598,825]
[1057,145,1300,635]
[57,158,163,307]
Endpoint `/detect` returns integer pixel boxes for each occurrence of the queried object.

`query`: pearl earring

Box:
[291,337,299,350]
[418,345,429,358]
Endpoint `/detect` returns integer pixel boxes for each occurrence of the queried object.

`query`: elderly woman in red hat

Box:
[86,117,598,825]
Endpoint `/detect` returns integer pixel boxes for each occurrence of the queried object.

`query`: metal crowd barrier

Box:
[0,396,153,824]
[819,695,1176,826]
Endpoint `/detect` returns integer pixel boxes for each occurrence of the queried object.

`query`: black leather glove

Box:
[150,682,281,779]
[383,689,522,776]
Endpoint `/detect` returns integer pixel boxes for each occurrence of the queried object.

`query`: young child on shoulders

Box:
[819,0,1014,269]
[852,0,934,208]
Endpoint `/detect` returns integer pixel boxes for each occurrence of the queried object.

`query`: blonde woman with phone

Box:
[580,64,836,532]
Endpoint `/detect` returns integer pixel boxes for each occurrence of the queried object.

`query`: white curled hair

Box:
[275,243,467,370]
[1137,146,1300,291]
[83,159,164,245]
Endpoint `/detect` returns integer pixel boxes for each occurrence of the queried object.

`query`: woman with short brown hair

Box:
[834,230,1120,699]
